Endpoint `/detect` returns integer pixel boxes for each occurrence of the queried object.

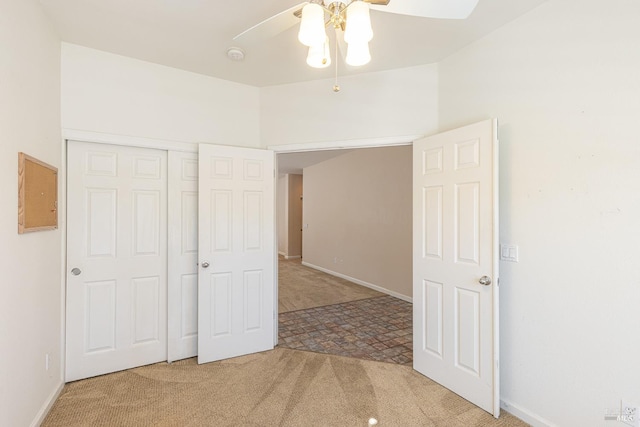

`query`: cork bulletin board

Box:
[18,152,58,234]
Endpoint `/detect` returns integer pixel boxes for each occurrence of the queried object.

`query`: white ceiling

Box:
[277,149,353,174]
[39,0,546,87]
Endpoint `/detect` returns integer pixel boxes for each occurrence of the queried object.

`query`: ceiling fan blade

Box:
[233,2,307,45]
[370,0,480,19]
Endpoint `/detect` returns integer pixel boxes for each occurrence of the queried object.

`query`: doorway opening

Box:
[275,145,413,365]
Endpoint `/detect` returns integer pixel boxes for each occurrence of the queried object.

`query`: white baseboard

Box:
[301,261,412,303]
[31,381,64,427]
[501,398,555,427]
[278,252,301,260]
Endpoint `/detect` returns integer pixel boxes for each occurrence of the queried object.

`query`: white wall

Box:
[439,1,640,425]
[0,1,63,426]
[277,174,288,255]
[260,64,439,147]
[62,43,261,147]
[287,174,303,258]
[302,146,413,299]
[277,174,303,258]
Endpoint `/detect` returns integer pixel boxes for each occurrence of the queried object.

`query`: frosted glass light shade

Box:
[298,3,326,47]
[344,1,373,43]
[307,37,331,68]
[345,41,371,66]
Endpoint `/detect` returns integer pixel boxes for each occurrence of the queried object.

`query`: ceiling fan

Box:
[233,0,479,90]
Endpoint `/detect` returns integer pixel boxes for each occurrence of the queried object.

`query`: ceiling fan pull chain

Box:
[333,32,340,92]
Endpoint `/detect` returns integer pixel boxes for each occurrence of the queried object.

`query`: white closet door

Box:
[167,151,199,362]
[66,141,168,381]
[413,119,499,416]
[197,144,275,364]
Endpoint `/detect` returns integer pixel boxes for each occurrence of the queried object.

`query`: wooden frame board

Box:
[18,152,58,233]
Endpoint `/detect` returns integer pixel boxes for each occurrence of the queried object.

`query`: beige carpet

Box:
[278,257,383,313]
[45,259,526,426]
[43,348,527,427]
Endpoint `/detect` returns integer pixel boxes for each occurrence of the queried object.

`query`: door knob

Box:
[201,261,210,268]
[478,276,491,286]
[71,268,82,276]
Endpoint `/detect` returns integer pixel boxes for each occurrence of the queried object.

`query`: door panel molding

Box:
[66,141,168,381]
[197,144,275,364]
[413,119,499,416]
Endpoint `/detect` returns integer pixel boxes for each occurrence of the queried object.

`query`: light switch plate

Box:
[500,244,519,262]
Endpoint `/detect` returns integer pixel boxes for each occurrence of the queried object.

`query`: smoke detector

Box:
[226,47,245,62]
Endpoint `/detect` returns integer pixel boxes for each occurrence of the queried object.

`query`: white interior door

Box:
[197,144,275,364]
[66,141,168,381]
[413,119,499,416]
[167,151,199,362]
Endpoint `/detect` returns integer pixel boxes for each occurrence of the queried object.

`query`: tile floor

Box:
[278,295,413,365]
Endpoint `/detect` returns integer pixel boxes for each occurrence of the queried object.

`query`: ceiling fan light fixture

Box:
[298,3,326,47]
[345,40,371,66]
[306,37,332,68]
[344,0,373,43]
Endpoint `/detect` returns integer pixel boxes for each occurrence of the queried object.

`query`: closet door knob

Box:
[478,276,492,286]
[201,261,210,269]
[71,268,82,276]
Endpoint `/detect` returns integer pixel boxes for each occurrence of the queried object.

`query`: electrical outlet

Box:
[45,353,50,371]
[621,401,639,427]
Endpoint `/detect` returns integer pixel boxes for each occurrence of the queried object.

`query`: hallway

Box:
[277,257,413,365]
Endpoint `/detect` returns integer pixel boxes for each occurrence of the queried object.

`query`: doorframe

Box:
[270,133,423,345]
[62,129,199,153]
[269,134,423,154]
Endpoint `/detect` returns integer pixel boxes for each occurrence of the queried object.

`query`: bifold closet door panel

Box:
[66,140,168,381]
[168,151,199,362]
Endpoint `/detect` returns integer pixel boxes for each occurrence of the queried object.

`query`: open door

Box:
[413,119,499,416]
[197,144,275,364]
